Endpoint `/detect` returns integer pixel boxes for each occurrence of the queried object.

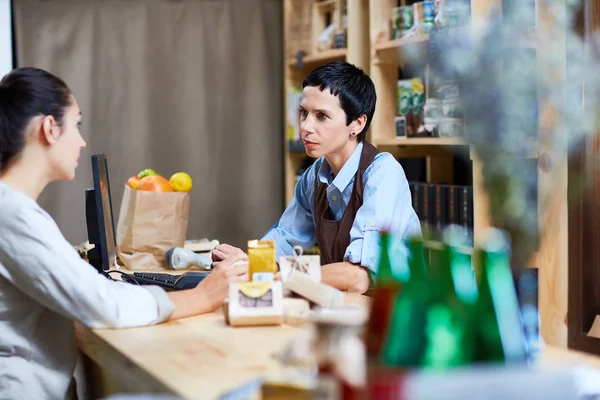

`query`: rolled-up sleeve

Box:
[344,153,421,274]
[140,286,176,325]
[0,207,175,329]
[262,162,319,260]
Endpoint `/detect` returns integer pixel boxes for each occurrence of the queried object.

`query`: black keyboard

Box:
[130,271,209,291]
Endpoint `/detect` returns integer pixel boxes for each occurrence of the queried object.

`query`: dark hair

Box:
[302,61,376,142]
[0,67,72,170]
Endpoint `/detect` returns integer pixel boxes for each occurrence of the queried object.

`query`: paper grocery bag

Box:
[116,184,190,270]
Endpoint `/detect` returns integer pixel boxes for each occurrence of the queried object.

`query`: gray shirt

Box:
[0,182,175,399]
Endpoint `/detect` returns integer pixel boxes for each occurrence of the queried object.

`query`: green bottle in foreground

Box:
[365,232,405,361]
[473,228,527,364]
[380,235,429,367]
[421,226,477,369]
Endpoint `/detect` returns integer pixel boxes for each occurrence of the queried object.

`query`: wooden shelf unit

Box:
[368,0,567,350]
[369,0,542,238]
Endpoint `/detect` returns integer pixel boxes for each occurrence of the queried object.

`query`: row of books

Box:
[409,182,474,244]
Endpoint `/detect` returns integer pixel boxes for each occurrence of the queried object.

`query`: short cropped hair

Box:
[302,61,376,142]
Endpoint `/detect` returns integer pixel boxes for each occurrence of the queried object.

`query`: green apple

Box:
[137,168,160,178]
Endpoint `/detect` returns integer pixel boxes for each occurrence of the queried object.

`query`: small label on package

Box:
[253,272,275,283]
[227,281,283,327]
[238,282,274,308]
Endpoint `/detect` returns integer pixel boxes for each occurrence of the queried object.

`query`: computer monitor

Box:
[85,154,117,272]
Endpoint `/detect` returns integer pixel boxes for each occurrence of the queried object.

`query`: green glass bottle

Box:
[365,231,405,360]
[379,235,429,367]
[421,226,477,369]
[446,228,479,307]
[473,228,527,364]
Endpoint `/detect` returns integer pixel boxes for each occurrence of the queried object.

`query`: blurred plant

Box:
[406,0,600,273]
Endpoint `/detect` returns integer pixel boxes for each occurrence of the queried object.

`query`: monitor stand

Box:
[87,246,103,272]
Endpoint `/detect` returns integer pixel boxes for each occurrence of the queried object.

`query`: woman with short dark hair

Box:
[214,62,421,294]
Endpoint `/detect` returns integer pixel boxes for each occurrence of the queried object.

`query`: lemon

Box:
[169,172,193,192]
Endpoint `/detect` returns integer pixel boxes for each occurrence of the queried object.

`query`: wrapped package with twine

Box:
[116,185,190,270]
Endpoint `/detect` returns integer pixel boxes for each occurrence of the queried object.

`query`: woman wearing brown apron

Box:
[214,62,421,294]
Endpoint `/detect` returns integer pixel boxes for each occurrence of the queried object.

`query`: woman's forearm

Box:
[321,262,370,294]
[166,289,215,321]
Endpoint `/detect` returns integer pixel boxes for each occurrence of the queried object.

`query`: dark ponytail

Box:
[0,67,72,171]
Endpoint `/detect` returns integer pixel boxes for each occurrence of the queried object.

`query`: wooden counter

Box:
[78,291,369,399]
[77,280,600,400]
[78,309,297,399]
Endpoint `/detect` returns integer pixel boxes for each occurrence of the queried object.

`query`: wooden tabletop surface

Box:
[77,267,600,399]
[78,275,368,400]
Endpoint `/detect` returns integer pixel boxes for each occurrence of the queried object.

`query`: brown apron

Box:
[314,141,379,265]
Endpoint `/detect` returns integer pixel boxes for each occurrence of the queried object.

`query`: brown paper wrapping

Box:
[116,184,190,270]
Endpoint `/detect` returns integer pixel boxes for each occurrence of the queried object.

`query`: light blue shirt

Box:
[263,142,421,275]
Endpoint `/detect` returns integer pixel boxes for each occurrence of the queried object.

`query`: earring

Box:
[351,132,357,136]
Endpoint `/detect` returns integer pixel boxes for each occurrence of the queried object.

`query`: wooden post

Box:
[537,0,569,348]
[369,0,398,144]
[468,0,502,244]
[347,0,371,73]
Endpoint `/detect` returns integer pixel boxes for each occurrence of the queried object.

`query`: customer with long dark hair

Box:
[0,67,248,399]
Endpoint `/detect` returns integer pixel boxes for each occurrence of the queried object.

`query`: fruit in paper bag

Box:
[139,175,173,192]
[137,168,160,179]
[127,176,142,190]
[169,172,193,192]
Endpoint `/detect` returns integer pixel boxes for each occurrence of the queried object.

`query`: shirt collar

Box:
[317,142,363,191]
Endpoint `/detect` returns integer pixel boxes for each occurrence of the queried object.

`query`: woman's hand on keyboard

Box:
[166,253,249,319]
[211,244,248,263]
[195,253,249,312]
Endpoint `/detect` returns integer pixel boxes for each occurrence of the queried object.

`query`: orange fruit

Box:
[127,176,142,190]
[169,172,193,192]
[139,175,173,192]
